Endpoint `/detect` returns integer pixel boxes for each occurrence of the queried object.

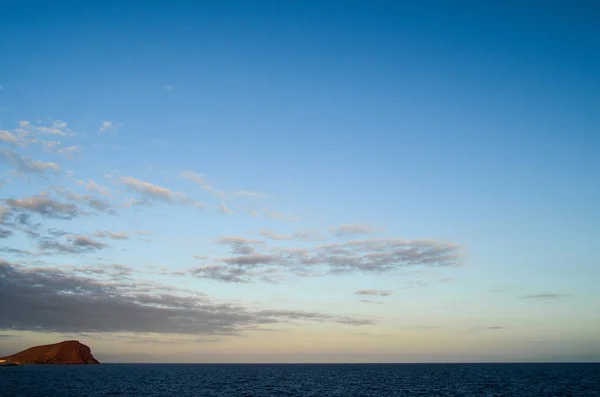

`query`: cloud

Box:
[263,209,301,222]
[120,176,202,208]
[98,120,123,135]
[520,293,570,300]
[57,146,81,157]
[193,255,208,260]
[51,186,116,215]
[216,236,262,255]
[0,229,13,238]
[221,254,280,267]
[200,236,460,282]
[330,224,378,237]
[354,289,393,297]
[137,230,153,235]
[260,229,324,242]
[71,235,109,249]
[163,85,175,91]
[109,232,129,240]
[0,130,20,145]
[15,120,74,139]
[191,265,253,283]
[38,235,109,254]
[4,196,80,219]
[219,202,234,214]
[233,190,268,198]
[180,171,228,199]
[78,179,111,196]
[0,148,61,175]
[0,260,372,334]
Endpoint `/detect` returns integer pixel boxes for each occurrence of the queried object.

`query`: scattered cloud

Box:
[219,202,234,214]
[98,120,123,135]
[4,196,80,219]
[233,190,269,198]
[38,235,109,254]
[221,254,279,267]
[163,85,175,91]
[260,229,324,242]
[330,224,378,237]
[197,236,460,282]
[180,171,228,199]
[137,230,153,235]
[263,209,301,222]
[354,289,393,297]
[120,176,202,208]
[0,130,20,145]
[0,148,61,175]
[78,179,111,196]
[0,260,372,334]
[109,232,129,240]
[520,293,570,300]
[216,236,262,255]
[51,186,116,215]
[0,229,13,238]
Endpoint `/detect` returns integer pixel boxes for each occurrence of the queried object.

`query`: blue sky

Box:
[1,1,599,362]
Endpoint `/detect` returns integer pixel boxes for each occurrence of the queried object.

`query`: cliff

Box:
[0,340,100,365]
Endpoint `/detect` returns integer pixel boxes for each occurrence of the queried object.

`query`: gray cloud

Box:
[51,186,116,215]
[330,224,377,237]
[121,176,202,208]
[221,254,279,267]
[201,236,460,283]
[260,229,324,242]
[4,196,80,219]
[191,265,281,284]
[0,260,372,334]
[354,289,393,297]
[37,235,109,254]
[216,236,262,255]
[0,229,13,238]
[0,148,60,175]
[520,293,570,300]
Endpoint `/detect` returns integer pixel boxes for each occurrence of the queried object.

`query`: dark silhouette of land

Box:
[0,340,99,365]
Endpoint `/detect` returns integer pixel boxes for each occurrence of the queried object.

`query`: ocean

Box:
[1,363,599,396]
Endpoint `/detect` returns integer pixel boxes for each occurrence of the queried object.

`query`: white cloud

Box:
[263,209,301,222]
[163,85,175,91]
[109,232,129,240]
[0,130,19,145]
[78,179,111,196]
[180,170,228,199]
[120,176,202,208]
[233,190,269,198]
[260,229,324,242]
[98,120,123,135]
[219,202,234,215]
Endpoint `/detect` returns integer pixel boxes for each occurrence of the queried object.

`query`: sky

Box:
[0,1,599,363]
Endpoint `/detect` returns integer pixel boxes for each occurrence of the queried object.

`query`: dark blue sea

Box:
[1,363,599,397]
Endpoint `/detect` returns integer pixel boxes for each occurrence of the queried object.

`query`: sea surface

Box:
[1,363,599,397]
